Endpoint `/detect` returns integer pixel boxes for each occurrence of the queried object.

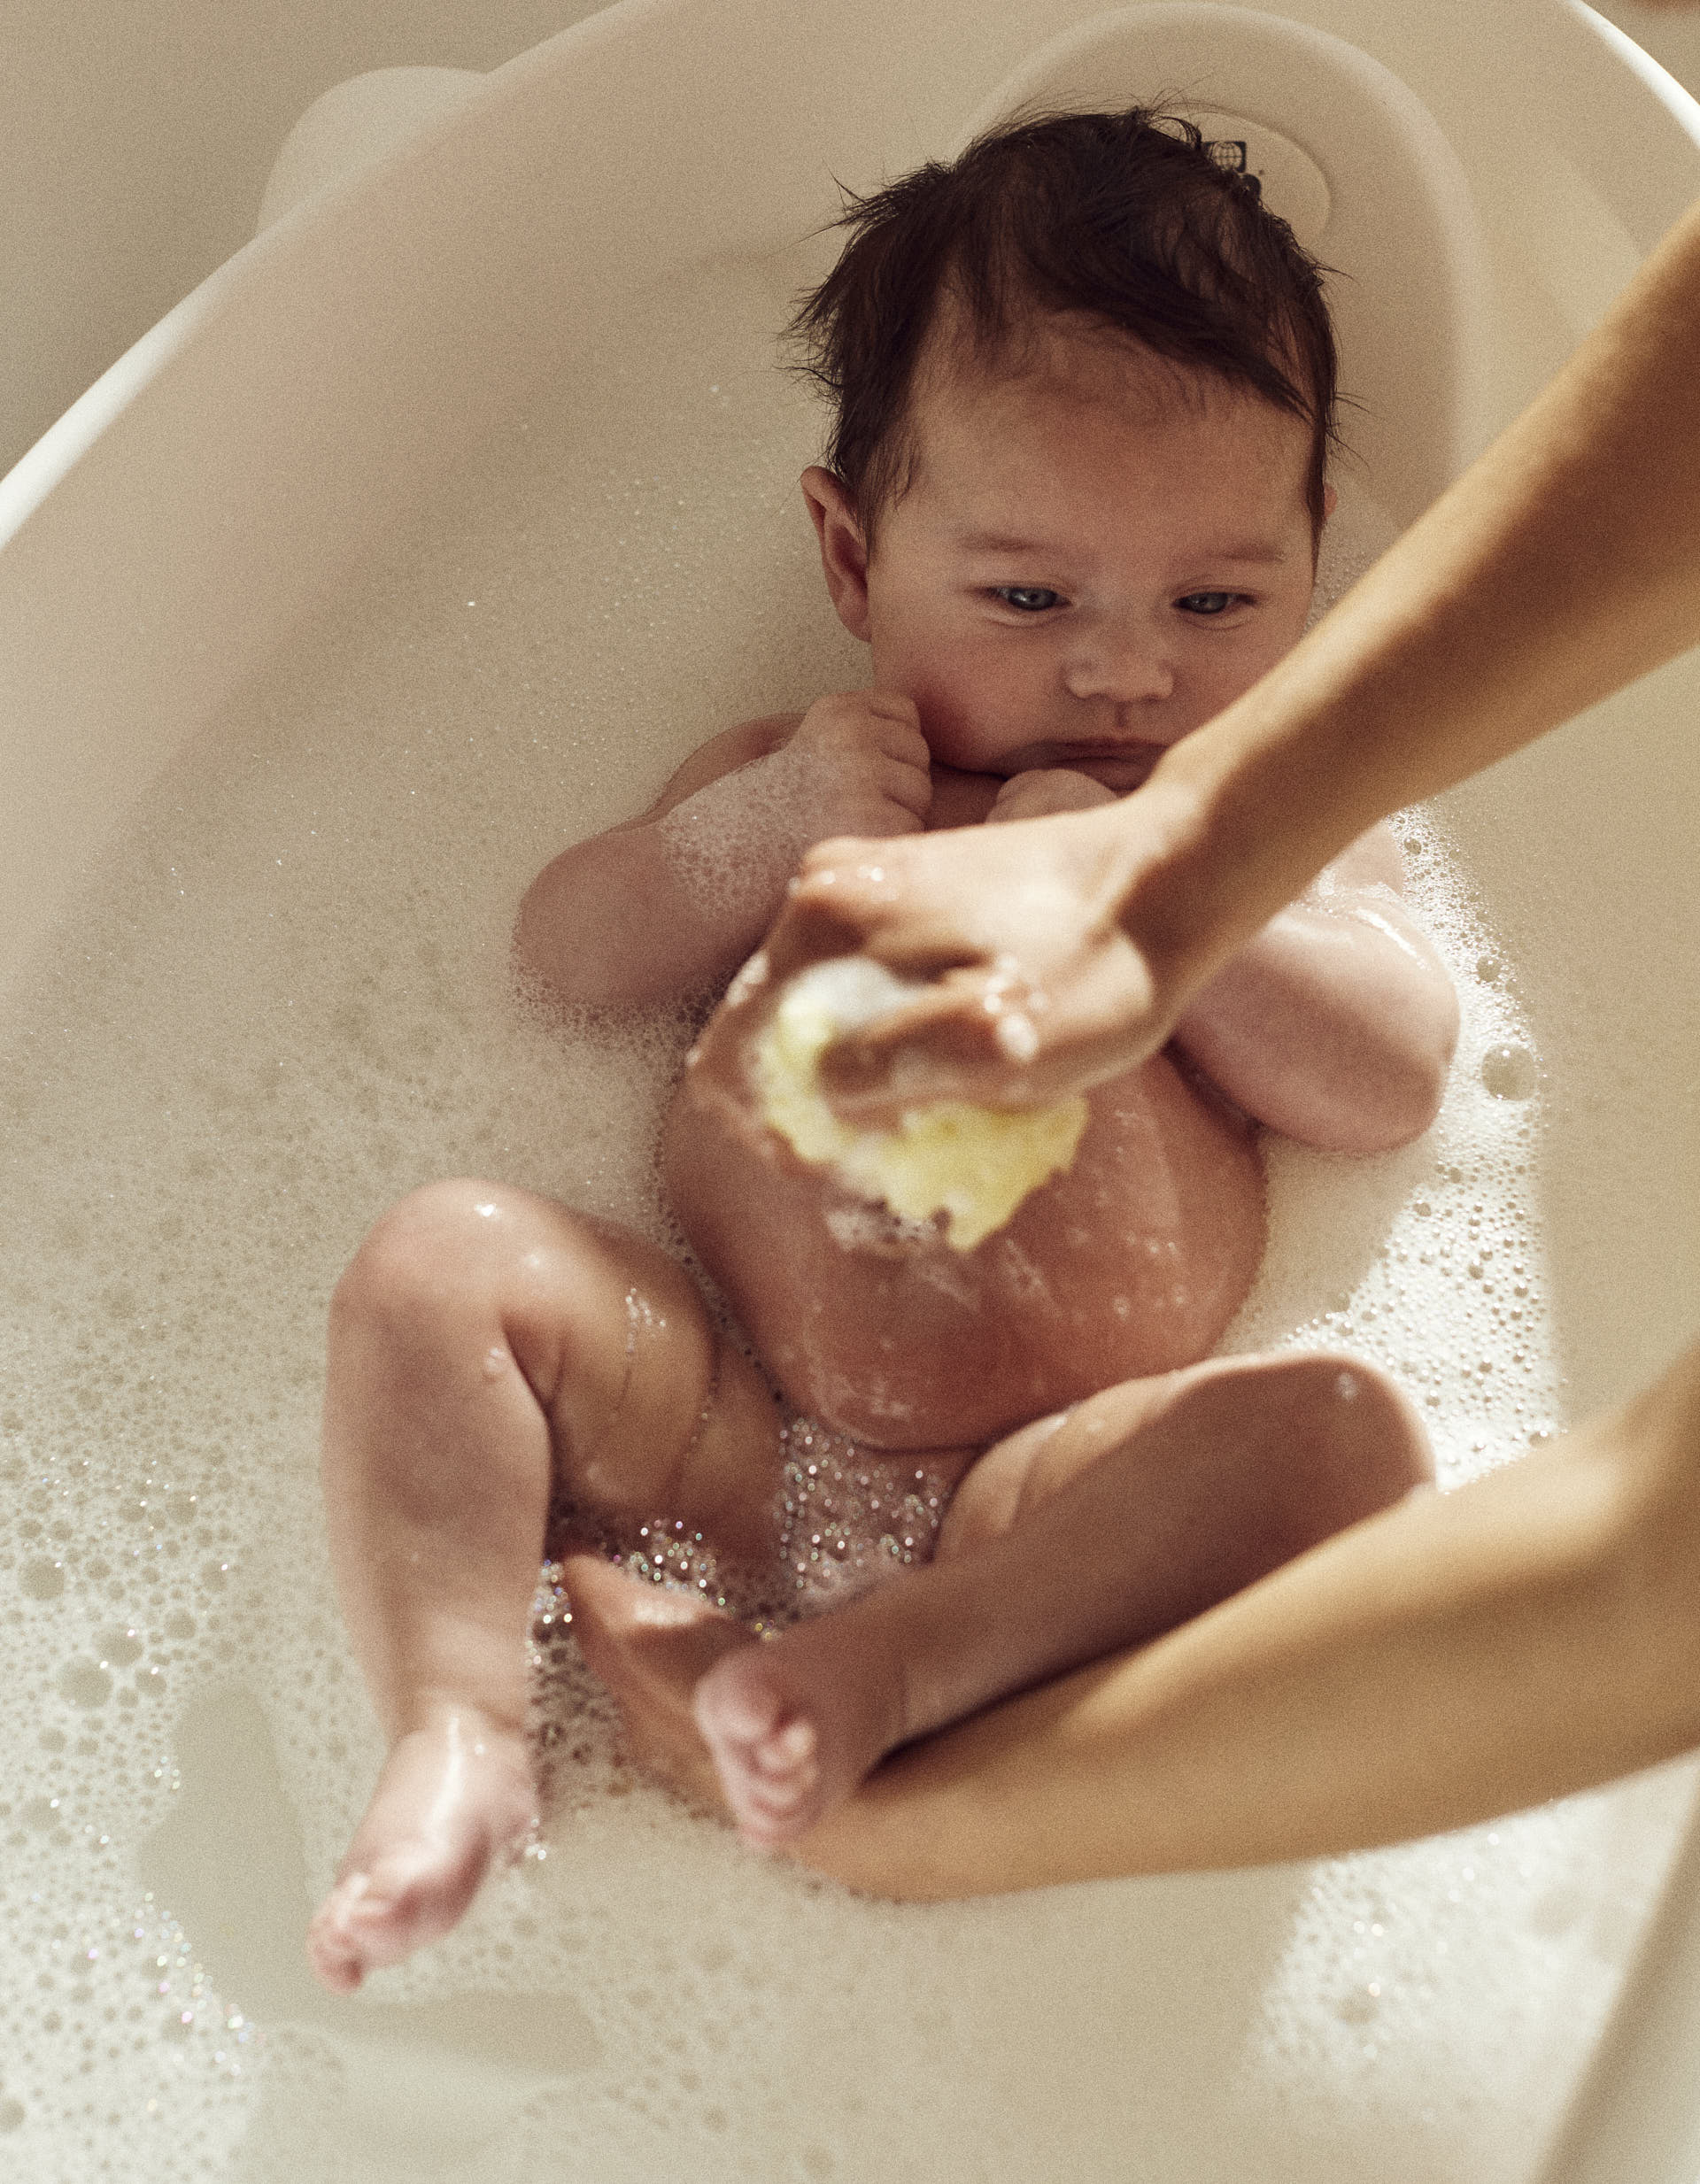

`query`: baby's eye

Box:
[1175,590,1245,616]
[991,586,1062,614]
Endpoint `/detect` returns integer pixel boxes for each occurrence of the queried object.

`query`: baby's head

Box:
[790,107,1342,786]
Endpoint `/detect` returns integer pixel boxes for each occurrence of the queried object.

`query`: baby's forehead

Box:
[917,328,1299,466]
[894,338,1318,551]
[874,302,1318,542]
[916,309,1242,428]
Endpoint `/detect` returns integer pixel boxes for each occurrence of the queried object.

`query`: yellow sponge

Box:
[753,959,1088,1252]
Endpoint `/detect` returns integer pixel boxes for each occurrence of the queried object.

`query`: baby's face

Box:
[860,330,1321,791]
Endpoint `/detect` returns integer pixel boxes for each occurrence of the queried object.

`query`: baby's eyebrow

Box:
[1205,540,1294,567]
[955,529,1049,554]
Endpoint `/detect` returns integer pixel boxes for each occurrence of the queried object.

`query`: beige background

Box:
[3,0,1699,481]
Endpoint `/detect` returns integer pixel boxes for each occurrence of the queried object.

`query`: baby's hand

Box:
[988,768,1119,825]
[783,691,933,843]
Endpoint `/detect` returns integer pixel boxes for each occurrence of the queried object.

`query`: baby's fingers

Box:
[875,754,934,825]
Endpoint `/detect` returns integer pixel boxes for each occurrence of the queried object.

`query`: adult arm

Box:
[745,197,1700,1891]
[789,1333,1700,1896]
[773,194,1700,1114]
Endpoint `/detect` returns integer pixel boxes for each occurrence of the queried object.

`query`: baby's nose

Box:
[1062,625,1174,705]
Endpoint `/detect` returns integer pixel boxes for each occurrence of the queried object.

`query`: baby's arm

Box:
[988,771,1456,1153]
[515,692,931,1006]
[1168,823,1457,1152]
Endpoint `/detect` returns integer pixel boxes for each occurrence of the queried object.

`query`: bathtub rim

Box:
[3,8,1700,2166]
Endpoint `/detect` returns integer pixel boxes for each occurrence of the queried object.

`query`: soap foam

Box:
[753,956,1089,1250]
[0,259,1688,2181]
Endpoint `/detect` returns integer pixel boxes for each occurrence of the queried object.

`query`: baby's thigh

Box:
[339,1177,673,1404]
[532,1219,790,1563]
[340,1177,779,1544]
[934,1374,1191,1559]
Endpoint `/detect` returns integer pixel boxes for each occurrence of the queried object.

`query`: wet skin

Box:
[663,976,1266,1450]
[308,326,1453,1983]
[663,336,1330,1449]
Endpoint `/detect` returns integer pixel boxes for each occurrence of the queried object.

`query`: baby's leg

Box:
[306,1177,784,1991]
[692,1353,1433,1846]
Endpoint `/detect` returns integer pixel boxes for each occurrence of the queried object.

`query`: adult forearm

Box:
[797,1339,1700,1897]
[1122,194,1700,1011]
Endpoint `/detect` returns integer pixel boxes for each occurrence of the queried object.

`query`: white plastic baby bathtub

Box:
[3,3,1699,2179]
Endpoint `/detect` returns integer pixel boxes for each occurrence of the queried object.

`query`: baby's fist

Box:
[784,691,932,842]
[988,768,1119,825]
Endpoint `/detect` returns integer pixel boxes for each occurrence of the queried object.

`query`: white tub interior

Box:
[3,2,1699,2177]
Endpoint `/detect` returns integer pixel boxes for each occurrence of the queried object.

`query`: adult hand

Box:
[759,779,1207,1116]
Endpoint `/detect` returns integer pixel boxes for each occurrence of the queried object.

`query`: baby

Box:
[307,107,1457,1992]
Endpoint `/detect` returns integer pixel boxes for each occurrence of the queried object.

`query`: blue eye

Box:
[1177,591,1240,615]
[993,586,1061,613]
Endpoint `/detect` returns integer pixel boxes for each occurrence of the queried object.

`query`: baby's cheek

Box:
[903,662,1003,766]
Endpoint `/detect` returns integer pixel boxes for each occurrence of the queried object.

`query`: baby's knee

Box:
[331,1178,537,1333]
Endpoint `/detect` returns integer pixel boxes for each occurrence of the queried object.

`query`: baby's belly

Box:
[662,1048,1265,1450]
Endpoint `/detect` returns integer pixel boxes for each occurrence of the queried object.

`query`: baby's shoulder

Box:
[632,713,803,823]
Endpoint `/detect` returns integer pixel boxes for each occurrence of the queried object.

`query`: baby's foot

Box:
[561,1549,900,1848]
[306,1709,537,1994]
[560,1550,754,1811]
[692,1623,905,1849]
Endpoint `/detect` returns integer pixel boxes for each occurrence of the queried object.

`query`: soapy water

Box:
[0,256,1693,2181]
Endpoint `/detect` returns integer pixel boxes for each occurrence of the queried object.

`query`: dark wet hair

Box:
[786,104,1341,541]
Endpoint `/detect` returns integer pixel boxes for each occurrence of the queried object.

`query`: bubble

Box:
[0,266,1606,2183]
[57,1661,112,1709]
[1336,1984,1381,2024]
[1480,1044,1539,1101]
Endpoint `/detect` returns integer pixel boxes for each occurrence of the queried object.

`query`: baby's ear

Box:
[801,467,872,641]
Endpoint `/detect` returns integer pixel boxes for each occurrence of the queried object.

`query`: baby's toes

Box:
[752,1715,818,1784]
[694,1653,792,1771]
[310,1839,483,1988]
[307,1868,415,1991]
[306,1881,373,1993]
[695,1663,827,1842]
